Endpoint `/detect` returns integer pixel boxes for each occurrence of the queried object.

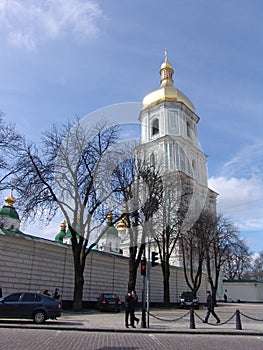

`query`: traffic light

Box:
[141,258,147,276]
[151,251,159,267]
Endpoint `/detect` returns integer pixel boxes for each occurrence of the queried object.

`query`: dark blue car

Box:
[0,292,61,323]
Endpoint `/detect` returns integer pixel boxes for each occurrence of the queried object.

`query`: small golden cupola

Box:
[160,48,174,86]
[55,220,67,243]
[5,190,16,207]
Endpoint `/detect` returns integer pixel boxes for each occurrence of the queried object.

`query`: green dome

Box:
[0,206,20,220]
[64,227,80,239]
[55,230,66,243]
[101,223,119,238]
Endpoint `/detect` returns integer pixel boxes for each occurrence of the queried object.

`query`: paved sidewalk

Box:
[0,303,263,335]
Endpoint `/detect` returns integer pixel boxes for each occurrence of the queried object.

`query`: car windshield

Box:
[103,294,117,299]
[181,292,196,298]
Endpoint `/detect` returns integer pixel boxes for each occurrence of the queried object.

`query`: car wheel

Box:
[33,311,46,324]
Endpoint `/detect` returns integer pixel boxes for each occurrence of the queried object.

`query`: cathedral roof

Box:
[142,49,195,112]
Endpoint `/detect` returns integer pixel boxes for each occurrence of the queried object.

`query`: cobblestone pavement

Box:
[1,329,263,350]
[0,302,263,335]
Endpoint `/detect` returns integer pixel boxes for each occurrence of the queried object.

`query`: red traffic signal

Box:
[141,258,147,276]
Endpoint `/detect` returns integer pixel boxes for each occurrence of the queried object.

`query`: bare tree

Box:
[14,118,122,310]
[180,210,208,293]
[111,155,163,291]
[247,251,263,280]
[0,112,23,188]
[152,173,185,306]
[204,213,240,303]
[222,239,252,280]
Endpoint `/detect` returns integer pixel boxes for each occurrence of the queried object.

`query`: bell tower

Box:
[139,50,208,188]
[137,51,217,242]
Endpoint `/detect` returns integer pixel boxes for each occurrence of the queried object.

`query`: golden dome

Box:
[116,218,126,231]
[142,50,195,112]
[160,60,173,70]
[107,211,113,223]
[5,190,16,207]
[143,85,195,112]
[60,220,67,231]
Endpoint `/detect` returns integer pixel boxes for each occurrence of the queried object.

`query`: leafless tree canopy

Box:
[14,118,126,310]
[0,112,23,188]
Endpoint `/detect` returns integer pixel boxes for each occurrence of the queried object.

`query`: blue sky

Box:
[0,0,262,252]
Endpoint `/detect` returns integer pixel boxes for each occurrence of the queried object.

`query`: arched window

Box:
[152,119,159,136]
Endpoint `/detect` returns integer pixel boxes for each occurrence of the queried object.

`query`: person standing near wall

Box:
[52,288,61,300]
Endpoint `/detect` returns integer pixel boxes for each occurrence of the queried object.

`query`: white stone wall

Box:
[0,234,207,304]
[223,281,263,303]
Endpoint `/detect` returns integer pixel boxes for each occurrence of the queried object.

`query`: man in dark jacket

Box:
[125,290,139,328]
[203,291,220,324]
[131,290,139,326]
[125,291,135,328]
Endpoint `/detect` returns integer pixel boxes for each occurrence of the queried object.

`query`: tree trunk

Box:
[128,258,138,291]
[162,261,170,307]
[128,245,139,291]
[73,271,84,311]
[72,240,85,311]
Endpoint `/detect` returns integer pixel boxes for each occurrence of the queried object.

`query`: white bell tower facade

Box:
[136,51,217,266]
[139,51,208,189]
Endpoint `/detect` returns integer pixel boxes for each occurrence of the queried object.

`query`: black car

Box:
[179,291,199,309]
[97,293,121,312]
[0,292,61,323]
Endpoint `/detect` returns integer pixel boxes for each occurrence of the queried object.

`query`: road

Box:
[0,328,263,350]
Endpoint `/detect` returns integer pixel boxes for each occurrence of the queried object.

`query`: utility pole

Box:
[141,246,146,328]
[146,239,151,327]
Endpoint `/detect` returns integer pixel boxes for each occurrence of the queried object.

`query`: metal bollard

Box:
[236,309,242,330]
[190,308,196,329]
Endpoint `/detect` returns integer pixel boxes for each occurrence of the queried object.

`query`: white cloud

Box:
[208,175,263,231]
[223,142,263,178]
[208,141,263,234]
[0,0,106,50]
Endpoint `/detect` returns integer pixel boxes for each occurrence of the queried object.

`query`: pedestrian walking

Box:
[124,290,140,328]
[43,289,50,296]
[203,291,220,324]
[125,291,134,328]
[131,290,140,326]
[223,290,228,303]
